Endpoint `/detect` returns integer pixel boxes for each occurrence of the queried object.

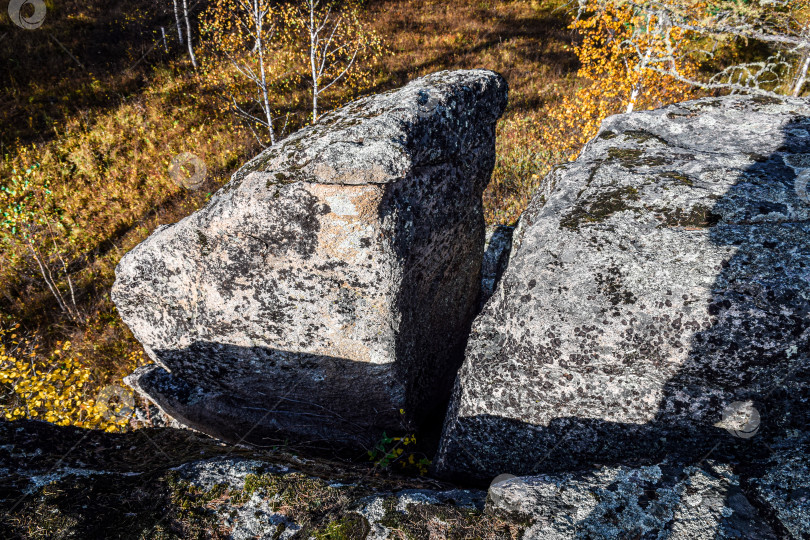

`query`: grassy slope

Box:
[364,0,579,223]
[0,0,578,427]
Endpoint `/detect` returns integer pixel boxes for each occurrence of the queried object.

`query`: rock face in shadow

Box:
[0,420,495,539]
[435,95,810,482]
[487,460,779,539]
[480,226,513,307]
[2,420,802,538]
[112,70,508,451]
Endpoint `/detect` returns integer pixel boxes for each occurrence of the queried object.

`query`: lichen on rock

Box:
[112,70,508,451]
[436,95,810,486]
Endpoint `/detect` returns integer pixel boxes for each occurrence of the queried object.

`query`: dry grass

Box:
[365,0,579,223]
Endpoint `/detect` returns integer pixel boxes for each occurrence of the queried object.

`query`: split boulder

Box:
[113,70,508,450]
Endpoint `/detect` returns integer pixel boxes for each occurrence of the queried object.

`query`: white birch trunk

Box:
[310,0,319,121]
[172,0,183,44]
[182,0,198,68]
[792,53,810,97]
[255,0,276,145]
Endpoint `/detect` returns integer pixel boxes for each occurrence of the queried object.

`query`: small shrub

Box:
[0,324,143,431]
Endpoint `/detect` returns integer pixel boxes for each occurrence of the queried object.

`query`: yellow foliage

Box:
[0,325,144,431]
[279,0,385,119]
[200,0,385,137]
[545,0,699,158]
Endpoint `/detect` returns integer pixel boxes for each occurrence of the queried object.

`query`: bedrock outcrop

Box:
[112,70,508,450]
[3,421,804,538]
[435,95,810,481]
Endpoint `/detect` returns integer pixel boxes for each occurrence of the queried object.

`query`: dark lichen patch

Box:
[659,171,693,186]
[643,156,672,166]
[163,469,374,538]
[226,471,372,535]
[608,147,674,168]
[560,186,640,230]
[599,130,618,140]
[596,265,637,308]
[608,147,644,163]
[335,286,358,323]
[313,514,370,539]
[585,160,605,185]
[315,114,366,131]
[267,172,294,188]
[247,185,326,259]
[689,99,724,110]
[622,130,667,146]
[233,146,285,181]
[666,110,698,120]
[197,230,212,256]
[4,471,225,540]
[752,95,784,106]
[3,422,493,539]
[651,204,722,228]
[380,496,521,539]
[166,471,231,532]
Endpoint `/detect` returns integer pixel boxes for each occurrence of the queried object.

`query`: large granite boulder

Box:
[112,70,508,451]
[435,95,810,481]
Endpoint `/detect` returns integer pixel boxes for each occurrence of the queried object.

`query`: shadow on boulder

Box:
[130,343,409,457]
[436,100,810,490]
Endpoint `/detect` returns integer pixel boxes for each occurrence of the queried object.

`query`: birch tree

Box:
[183,0,199,68]
[541,0,697,155]
[203,0,296,145]
[202,0,381,143]
[285,0,382,121]
[616,0,810,97]
[172,0,184,45]
[171,0,198,67]
[548,0,810,158]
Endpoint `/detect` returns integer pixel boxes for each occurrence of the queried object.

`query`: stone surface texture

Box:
[488,460,778,539]
[480,225,514,306]
[745,430,810,538]
[3,421,803,538]
[0,420,498,539]
[435,95,810,481]
[112,70,508,450]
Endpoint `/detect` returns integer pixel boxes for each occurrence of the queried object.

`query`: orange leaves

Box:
[542,0,698,155]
